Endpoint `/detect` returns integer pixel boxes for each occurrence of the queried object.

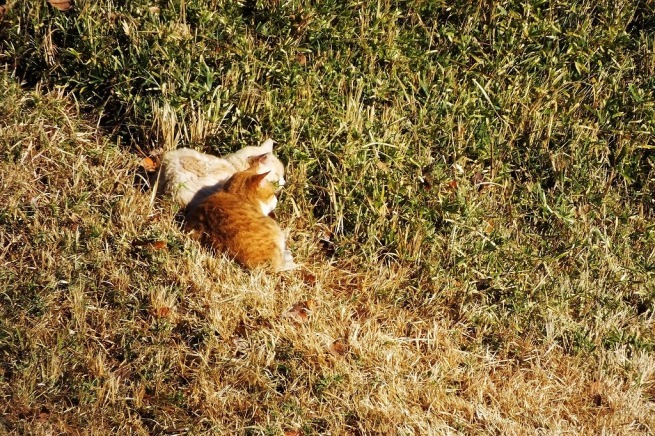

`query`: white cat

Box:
[157,138,286,209]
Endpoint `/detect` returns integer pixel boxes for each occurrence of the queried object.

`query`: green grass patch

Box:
[1,0,654,433]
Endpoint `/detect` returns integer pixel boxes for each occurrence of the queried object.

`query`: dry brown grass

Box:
[1,0,655,433]
[0,68,654,434]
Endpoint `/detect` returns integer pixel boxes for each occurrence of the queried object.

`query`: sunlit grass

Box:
[1,0,654,433]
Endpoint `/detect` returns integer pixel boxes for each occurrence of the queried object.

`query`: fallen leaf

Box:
[150,240,167,250]
[484,220,494,234]
[48,0,72,11]
[132,239,168,250]
[285,431,302,436]
[141,156,158,172]
[447,179,458,190]
[376,161,389,172]
[148,6,160,13]
[283,300,316,324]
[301,270,317,286]
[156,307,172,319]
[37,407,50,422]
[328,340,347,357]
[296,53,307,66]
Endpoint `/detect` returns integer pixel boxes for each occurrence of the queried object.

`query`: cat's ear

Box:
[247,153,270,168]
[260,138,274,152]
[249,171,271,188]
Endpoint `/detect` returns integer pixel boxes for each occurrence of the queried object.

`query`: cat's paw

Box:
[277,250,300,272]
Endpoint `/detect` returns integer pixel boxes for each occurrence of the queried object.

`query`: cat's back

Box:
[159,148,236,207]
[186,189,285,270]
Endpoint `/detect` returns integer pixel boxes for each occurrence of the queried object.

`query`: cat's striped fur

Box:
[184,157,294,272]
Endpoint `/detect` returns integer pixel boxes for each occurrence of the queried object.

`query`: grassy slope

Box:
[1,0,655,434]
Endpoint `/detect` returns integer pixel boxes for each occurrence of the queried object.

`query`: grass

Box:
[1,0,654,433]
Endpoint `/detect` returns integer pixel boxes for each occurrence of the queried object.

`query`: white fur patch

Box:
[259,196,278,216]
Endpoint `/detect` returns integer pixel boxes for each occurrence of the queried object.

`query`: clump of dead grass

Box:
[1,0,655,433]
[1,72,653,434]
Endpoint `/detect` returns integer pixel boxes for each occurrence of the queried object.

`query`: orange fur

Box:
[184,163,289,271]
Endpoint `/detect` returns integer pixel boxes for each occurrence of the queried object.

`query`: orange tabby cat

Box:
[184,157,295,272]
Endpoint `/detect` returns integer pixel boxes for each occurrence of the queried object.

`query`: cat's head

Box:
[228,139,286,188]
[224,169,278,216]
[246,151,286,190]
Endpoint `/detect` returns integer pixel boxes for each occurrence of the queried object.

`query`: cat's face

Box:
[247,151,285,190]
[230,139,286,188]
[224,169,278,216]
